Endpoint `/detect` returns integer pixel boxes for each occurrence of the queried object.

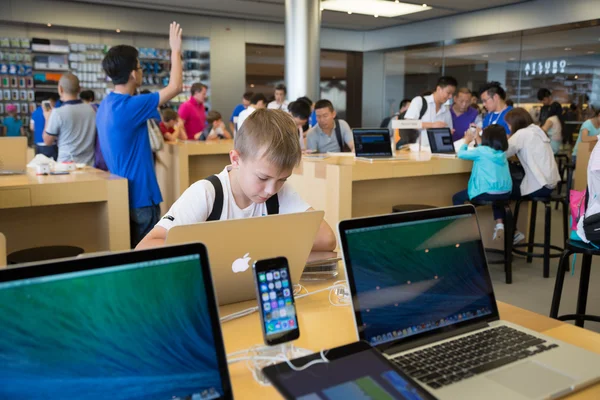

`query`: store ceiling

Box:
[70,0,530,31]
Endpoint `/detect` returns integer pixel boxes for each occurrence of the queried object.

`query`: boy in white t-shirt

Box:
[136,108,337,251]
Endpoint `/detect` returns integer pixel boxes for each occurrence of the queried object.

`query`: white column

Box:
[285,0,321,101]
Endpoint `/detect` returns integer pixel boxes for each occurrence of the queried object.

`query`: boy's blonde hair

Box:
[235,108,301,171]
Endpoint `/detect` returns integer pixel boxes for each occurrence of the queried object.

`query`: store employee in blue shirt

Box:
[96,22,184,248]
[229,91,253,133]
[480,81,513,135]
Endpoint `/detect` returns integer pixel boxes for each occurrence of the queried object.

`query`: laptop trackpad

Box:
[487,361,575,399]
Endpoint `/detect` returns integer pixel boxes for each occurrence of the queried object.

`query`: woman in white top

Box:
[504,108,560,199]
[541,103,563,154]
[577,136,600,243]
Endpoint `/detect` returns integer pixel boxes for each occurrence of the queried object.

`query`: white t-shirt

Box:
[268,100,289,112]
[403,94,453,148]
[237,105,256,129]
[505,124,560,196]
[156,166,311,231]
[577,141,600,242]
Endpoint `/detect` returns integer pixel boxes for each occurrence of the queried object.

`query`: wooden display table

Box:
[0,168,129,256]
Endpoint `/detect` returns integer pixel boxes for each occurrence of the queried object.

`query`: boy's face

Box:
[274,89,285,104]
[165,119,177,129]
[230,148,293,204]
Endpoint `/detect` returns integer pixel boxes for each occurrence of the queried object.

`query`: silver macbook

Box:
[338,205,600,400]
[427,128,456,158]
[353,128,409,161]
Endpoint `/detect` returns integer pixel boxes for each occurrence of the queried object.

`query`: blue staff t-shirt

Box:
[230,103,246,123]
[96,92,162,209]
[31,106,46,143]
[483,106,513,135]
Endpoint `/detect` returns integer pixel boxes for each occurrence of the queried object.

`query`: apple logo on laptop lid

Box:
[232,253,251,273]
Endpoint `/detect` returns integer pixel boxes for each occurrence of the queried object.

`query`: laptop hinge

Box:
[382,320,491,356]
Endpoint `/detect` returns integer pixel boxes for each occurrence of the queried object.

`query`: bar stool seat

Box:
[392,204,436,213]
[550,240,600,327]
[469,198,514,284]
[7,246,84,265]
[512,194,568,278]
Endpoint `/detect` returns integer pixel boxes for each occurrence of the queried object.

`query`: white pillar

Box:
[285,0,321,101]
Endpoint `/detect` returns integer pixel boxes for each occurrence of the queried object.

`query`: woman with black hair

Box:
[452,124,513,241]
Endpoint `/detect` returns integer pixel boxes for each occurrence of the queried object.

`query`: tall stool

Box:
[7,246,84,265]
[392,204,436,213]
[469,199,514,284]
[512,195,568,278]
[550,240,600,327]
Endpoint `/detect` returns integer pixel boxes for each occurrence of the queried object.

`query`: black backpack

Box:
[396,96,428,149]
[204,175,279,221]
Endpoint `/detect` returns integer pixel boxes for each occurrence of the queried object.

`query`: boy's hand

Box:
[169,22,183,53]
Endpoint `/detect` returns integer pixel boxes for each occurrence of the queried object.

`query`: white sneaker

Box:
[513,231,525,244]
[493,223,504,241]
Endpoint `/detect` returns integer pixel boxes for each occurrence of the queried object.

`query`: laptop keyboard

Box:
[392,326,559,390]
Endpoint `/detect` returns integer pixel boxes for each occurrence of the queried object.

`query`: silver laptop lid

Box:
[353,128,393,158]
[338,205,499,354]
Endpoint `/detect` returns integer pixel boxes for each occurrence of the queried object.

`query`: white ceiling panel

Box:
[68,0,532,30]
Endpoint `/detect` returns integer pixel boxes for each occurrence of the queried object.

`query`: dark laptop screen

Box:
[0,253,228,400]
[354,129,393,157]
[427,128,455,154]
[341,210,496,348]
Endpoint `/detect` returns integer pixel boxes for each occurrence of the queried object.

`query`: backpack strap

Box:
[205,175,224,221]
[418,96,428,119]
[266,195,279,215]
[334,118,344,151]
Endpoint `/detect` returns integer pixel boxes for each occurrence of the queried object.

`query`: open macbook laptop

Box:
[338,205,600,400]
[166,211,324,305]
[353,128,409,161]
[0,243,233,400]
[0,136,27,175]
[427,128,456,158]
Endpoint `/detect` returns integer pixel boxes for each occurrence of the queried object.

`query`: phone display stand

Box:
[248,343,311,386]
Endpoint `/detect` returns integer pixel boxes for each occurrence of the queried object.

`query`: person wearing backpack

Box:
[305,99,354,153]
[402,76,457,149]
[136,108,337,251]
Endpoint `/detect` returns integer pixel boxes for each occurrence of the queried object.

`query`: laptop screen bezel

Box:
[427,128,455,154]
[353,128,393,157]
[338,205,500,353]
[0,243,234,400]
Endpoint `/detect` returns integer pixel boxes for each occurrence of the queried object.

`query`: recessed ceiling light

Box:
[374,14,378,18]
[483,54,489,58]
[565,47,572,51]
[587,51,595,54]
[47,23,52,27]
[250,84,255,88]
[574,75,579,79]
[321,0,432,17]
[509,57,516,61]
[116,29,121,33]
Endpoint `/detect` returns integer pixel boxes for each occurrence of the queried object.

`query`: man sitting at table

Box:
[305,100,354,154]
[136,108,337,252]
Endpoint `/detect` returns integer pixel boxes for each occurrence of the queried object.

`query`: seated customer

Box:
[504,107,560,199]
[195,110,232,141]
[288,99,312,150]
[452,125,512,241]
[43,73,96,166]
[572,107,600,164]
[136,109,336,251]
[306,99,354,153]
[159,108,187,141]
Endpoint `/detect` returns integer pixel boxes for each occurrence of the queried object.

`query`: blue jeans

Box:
[453,190,510,220]
[130,204,160,248]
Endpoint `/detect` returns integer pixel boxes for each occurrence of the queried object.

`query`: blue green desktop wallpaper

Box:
[345,216,495,344]
[0,256,224,400]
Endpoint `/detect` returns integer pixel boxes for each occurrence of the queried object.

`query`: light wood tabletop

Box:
[0,167,130,255]
[219,275,600,399]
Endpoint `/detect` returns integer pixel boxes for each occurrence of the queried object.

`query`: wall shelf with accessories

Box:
[69,43,108,101]
[0,37,35,127]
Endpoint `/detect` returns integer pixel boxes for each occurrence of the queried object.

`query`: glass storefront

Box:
[383,20,600,121]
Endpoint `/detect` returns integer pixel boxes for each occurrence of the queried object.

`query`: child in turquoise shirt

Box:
[3,104,23,137]
[452,124,513,241]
